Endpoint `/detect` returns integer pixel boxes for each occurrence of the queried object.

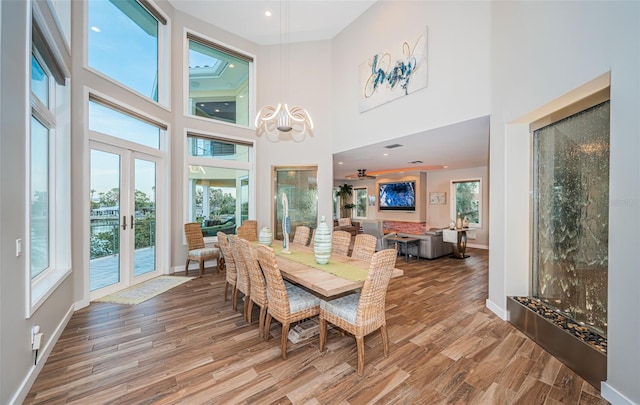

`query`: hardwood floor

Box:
[25,248,610,404]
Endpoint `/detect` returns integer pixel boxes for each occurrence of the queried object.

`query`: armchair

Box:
[361,220,396,251]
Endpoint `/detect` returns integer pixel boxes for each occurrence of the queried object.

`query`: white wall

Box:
[427,166,489,248]
[489,2,640,404]
[332,1,491,154]
[255,40,335,230]
[1,1,75,403]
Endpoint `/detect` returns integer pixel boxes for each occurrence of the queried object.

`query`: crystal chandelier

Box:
[255,0,313,142]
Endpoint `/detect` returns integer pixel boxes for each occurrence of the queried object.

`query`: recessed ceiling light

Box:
[338,162,343,165]
[265,10,272,17]
[443,165,449,169]
[383,153,389,156]
[91,26,101,32]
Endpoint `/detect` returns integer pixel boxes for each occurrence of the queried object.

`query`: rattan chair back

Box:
[237,220,258,241]
[332,230,352,256]
[292,226,311,246]
[217,232,237,302]
[351,233,377,262]
[184,222,206,250]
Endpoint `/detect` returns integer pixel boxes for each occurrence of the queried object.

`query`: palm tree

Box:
[335,183,353,219]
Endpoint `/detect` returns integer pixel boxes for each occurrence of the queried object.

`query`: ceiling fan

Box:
[346,169,376,180]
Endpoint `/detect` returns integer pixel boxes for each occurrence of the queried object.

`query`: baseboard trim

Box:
[485,298,507,320]
[11,304,75,405]
[601,382,637,405]
[468,243,488,249]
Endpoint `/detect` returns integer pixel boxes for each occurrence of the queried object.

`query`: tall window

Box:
[187,33,252,126]
[88,0,166,102]
[29,9,71,313]
[353,187,368,218]
[186,135,253,237]
[451,179,481,227]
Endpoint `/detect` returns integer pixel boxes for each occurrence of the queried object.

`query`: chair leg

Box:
[232,287,238,311]
[264,314,272,341]
[243,294,250,322]
[259,307,267,339]
[380,324,389,357]
[281,322,290,360]
[224,282,229,301]
[247,301,254,325]
[185,258,190,276]
[319,318,327,352]
[355,335,365,376]
[198,259,205,278]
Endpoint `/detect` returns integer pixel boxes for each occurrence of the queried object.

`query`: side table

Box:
[386,236,420,262]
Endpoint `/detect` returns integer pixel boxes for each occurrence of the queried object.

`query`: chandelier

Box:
[255,0,313,142]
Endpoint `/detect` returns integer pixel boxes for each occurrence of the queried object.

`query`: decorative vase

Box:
[259,227,273,246]
[462,216,469,228]
[314,216,332,264]
[455,212,463,229]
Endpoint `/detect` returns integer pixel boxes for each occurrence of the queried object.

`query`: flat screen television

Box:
[378,181,416,211]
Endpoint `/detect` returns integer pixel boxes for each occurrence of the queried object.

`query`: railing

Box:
[90,218,155,260]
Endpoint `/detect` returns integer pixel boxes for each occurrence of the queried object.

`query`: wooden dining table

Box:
[259,242,403,298]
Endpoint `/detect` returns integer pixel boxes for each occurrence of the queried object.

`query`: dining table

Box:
[256,241,403,298]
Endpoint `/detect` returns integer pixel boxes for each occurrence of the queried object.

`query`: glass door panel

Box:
[274,167,318,240]
[133,158,156,276]
[90,149,122,291]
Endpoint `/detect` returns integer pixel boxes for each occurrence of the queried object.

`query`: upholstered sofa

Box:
[394,230,453,259]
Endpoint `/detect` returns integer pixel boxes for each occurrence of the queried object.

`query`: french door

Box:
[90,142,162,297]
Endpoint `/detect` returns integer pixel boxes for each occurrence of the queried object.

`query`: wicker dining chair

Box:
[217,232,237,307]
[350,233,378,262]
[184,222,220,277]
[238,238,269,337]
[332,230,352,256]
[237,220,258,241]
[256,244,321,360]
[292,225,311,246]
[228,235,251,320]
[319,248,397,376]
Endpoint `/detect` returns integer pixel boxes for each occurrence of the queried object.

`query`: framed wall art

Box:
[429,192,446,205]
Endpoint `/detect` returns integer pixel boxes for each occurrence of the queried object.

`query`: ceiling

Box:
[333,116,490,180]
[171,1,490,180]
[169,0,378,45]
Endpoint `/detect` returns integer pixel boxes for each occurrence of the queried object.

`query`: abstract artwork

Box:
[359,29,427,112]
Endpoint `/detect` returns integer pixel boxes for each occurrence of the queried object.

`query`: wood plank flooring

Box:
[25,248,610,404]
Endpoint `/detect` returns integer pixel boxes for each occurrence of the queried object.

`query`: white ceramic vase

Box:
[314,216,332,264]
[259,227,273,246]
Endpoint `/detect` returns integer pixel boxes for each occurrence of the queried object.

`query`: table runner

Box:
[254,242,368,282]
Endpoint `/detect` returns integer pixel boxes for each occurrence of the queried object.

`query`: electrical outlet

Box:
[32,333,43,351]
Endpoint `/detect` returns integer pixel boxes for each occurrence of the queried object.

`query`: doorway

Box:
[90,143,162,297]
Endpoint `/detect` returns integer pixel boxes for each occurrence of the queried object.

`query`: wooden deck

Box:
[25,248,609,404]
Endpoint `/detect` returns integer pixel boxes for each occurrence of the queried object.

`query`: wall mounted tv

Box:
[378,181,416,211]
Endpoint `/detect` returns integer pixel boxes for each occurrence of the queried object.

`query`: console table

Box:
[386,236,420,262]
[442,229,469,259]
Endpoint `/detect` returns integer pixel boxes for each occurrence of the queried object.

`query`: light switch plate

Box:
[16,239,22,257]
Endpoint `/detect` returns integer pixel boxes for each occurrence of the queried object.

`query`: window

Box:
[186,135,253,237]
[451,179,481,228]
[88,0,166,102]
[353,187,367,218]
[29,13,71,314]
[187,33,252,126]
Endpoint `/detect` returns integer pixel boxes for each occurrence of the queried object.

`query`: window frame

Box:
[450,178,482,229]
[353,187,368,219]
[183,29,256,129]
[85,0,170,107]
[27,4,72,317]
[184,131,255,243]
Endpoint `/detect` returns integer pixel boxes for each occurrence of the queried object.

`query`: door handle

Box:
[131,215,135,229]
[121,215,127,230]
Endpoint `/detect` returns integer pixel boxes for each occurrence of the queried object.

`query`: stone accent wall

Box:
[383,221,427,234]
